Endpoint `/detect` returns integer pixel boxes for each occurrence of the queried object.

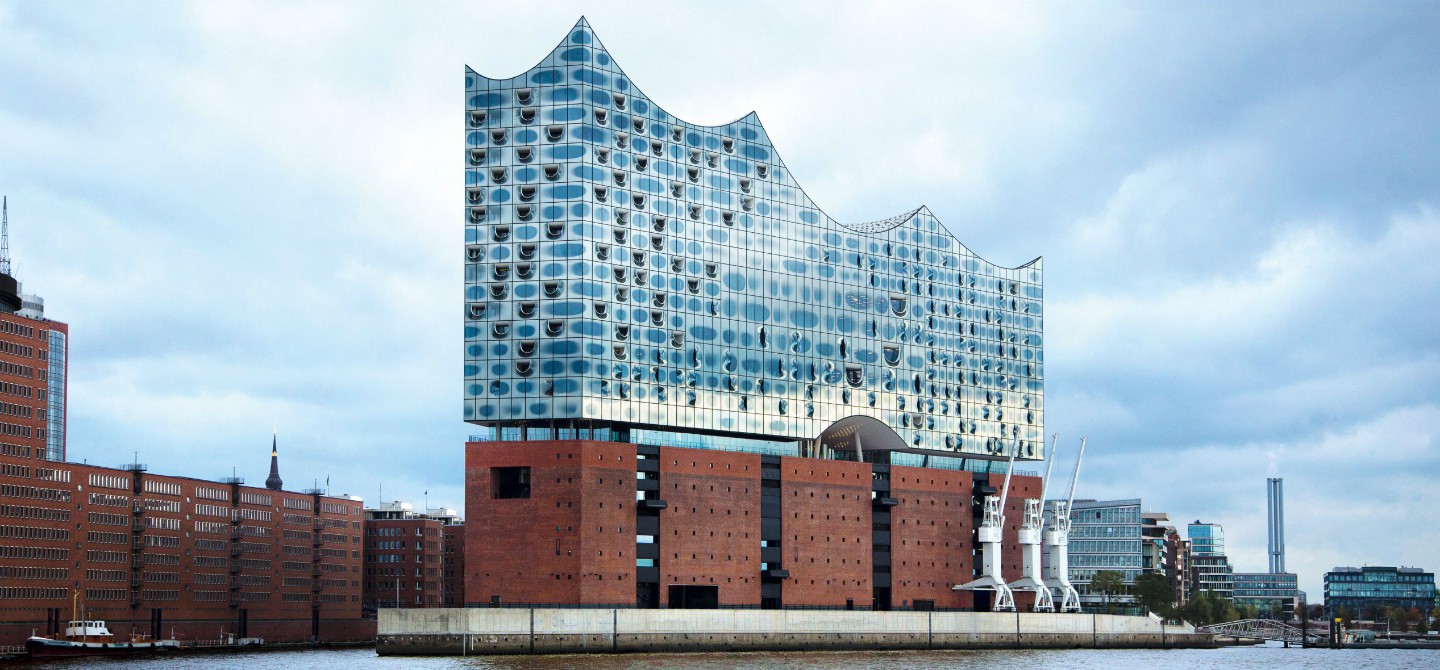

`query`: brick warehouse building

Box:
[466,440,1041,611]
[0,456,370,645]
[462,22,1048,612]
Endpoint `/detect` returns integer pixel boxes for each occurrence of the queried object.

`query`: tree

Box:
[1335,605,1355,627]
[1181,591,1229,626]
[1090,570,1127,613]
[1133,573,1175,616]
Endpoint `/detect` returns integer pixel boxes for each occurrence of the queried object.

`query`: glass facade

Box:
[1232,572,1299,613]
[45,329,65,461]
[463,19,1044,463]
[1187,522,1225,557]
[1325,566,1437,612]
[1187,521,1233,599]
[1066,499,1143,604]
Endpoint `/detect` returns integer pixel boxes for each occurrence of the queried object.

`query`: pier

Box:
[377,609,1213,655]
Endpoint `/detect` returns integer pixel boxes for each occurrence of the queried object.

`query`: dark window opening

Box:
[493,467,531,499]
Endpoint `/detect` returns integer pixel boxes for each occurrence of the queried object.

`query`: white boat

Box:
[25,619,180,657]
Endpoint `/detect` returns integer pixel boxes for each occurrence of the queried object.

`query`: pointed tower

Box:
[0,198,21,313]
[265,432,284,491]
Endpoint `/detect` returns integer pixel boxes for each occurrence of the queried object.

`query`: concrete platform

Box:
[376,608,1213,655]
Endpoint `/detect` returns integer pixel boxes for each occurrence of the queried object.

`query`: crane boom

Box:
[998,441,1018,504]
[1064,436,1088,511]
[1040,433,1059,500]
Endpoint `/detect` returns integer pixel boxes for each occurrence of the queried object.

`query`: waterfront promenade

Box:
[377,608,1208,655]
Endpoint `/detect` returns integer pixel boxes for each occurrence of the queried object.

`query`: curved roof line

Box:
[466,17,1042,272]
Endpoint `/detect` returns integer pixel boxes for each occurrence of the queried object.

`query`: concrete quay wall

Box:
[376,609,1214,655]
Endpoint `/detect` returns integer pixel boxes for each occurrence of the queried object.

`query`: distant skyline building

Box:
[1233,572,1299,616]
[1267,477,1285,574]
[1324,566,1437,613]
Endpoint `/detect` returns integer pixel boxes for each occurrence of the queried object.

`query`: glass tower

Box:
[1188,521,1233,599]
[464,19,1044,462]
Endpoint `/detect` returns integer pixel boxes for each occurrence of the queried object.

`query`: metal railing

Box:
[1201,619,1322,644]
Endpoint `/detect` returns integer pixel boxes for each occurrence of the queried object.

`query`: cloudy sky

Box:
[3,1,1436,598]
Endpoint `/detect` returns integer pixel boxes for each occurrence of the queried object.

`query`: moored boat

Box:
[25,620,180,658]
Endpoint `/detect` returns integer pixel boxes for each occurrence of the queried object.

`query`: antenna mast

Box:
[1,196,10,275]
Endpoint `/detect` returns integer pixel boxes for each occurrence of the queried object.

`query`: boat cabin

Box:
[64,621,112,638]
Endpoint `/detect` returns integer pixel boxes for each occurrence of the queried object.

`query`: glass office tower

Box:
[1188,521,1234,599]
[464,19,1044,463]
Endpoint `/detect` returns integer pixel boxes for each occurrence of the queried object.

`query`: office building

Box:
[1324,566,1437,613]
[1187,521,1233,600]
[362,502,446,611]
[1233,572,1299,616]
[1064,499,1143,607]
[463,19,1046,611]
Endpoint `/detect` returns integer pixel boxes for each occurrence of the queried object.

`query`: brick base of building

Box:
[465,440,1040,611]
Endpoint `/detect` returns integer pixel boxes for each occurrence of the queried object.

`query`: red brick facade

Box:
[362,516,444,609]
[0,455,368,646]
[0,311,63,463]
[657,447,762,606]
[465,440,1040,611]
[442,523,465,607]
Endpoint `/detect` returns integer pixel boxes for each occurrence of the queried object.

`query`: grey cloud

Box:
[2,1,1436,598]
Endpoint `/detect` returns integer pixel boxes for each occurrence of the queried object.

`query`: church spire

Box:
[265,431,283,491]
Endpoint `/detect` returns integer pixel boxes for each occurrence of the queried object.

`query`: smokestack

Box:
[1267,477,1285,573]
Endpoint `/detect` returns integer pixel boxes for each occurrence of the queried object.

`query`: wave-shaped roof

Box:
[466,17,1039,271]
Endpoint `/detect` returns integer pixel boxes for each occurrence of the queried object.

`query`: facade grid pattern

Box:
[463,19,1043,462]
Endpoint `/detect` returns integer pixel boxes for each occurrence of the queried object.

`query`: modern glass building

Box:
[1066,499,1143,606]
[1188,521,1234,599]
[1325,566,1437,613]
[1232,572,1299,615]
[463,19,1043,467]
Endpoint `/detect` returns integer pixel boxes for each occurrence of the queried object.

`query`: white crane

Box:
[1043,435,1086,613]
[953,442,1018,611]
[1008,433,1059,611]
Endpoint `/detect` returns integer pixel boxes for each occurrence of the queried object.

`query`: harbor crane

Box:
[1008,433,1060,611]
[953,441,1019,611]
[1043,436,1086,612]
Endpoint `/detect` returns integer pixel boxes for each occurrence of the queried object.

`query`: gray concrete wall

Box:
[377,609,1214,655]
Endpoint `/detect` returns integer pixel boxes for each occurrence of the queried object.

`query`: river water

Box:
[13,645,1436,669]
